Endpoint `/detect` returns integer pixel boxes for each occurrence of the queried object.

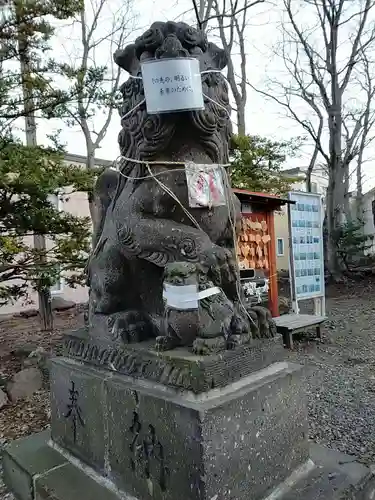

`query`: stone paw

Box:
[192,338,210,355]
[155,335,180,351]
[269,318,277,337]
[192,337,226,355]
[226,335,239,350]
[230,310,250,335]
[250,306,275,339]
[226,332,251,350]
[110,311,157,343]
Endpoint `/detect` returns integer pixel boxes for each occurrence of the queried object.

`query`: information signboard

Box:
[288,191,325,309]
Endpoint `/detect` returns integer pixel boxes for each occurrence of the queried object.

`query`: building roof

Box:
[232,188,294,208]
[64,152,113,168]
[281,166,328,181]
[281,167,305,176]
[363,184,375,198]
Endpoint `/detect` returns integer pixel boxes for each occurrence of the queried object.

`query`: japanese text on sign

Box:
[151,74,193,96]
[141,58,204,114]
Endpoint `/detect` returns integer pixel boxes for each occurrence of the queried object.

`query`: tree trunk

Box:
[18,11,52,330]
[85,142,99,247]
[236,101,246,136]
[356,152,364,220]
[306,167,312,193]
[214,0,248,136]
[199,0,213,30]
[326,98,345,277]
[306,141,320,192]
[325,175,335,276]
[343,164,350,219]
[355,106,368,221]
[86,148,96,218]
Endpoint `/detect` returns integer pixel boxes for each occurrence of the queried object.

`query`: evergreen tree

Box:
[333,219,373,272]
[0,0,96,325]
[0,139,95,308]
[230,134,302,195]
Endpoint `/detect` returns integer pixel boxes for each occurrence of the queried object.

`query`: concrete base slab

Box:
[2,431,66,500]
[279,442,375,499]
[34,462,122,500]
[2,432,124,500]
[3,432,375,500]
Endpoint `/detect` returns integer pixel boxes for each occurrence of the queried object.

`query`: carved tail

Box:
[85,168,120,285]
[91,168,120,248]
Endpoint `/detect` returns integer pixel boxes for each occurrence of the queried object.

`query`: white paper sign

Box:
[141,58,204,114]
[288,191,325,301]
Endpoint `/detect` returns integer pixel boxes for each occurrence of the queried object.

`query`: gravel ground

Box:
[1,284,375,498]
[287,293,375,465]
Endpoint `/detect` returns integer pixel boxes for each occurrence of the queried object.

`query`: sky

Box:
[31,0,375,191]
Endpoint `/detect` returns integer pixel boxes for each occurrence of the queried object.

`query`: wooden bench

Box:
[273,313,326,349]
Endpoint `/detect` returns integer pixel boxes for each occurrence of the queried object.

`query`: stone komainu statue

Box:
[88,21,275,349]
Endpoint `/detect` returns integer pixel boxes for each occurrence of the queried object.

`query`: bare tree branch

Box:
[57,0,134,168]
[203,0,265,24]
[208,0,266,133]
[259,0,375,275]
[191,0,203,29]
[50,0,135,229]
[283,0,330,108]
[340,0,375,92]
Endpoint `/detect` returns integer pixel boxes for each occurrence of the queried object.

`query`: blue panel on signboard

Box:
[288,191,325,302]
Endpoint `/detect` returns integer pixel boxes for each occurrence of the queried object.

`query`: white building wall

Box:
[361,190,375,255]
[0,154,111,315]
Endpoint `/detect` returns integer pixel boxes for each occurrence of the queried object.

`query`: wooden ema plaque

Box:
[236,210,279,316]
[237,214,271,271]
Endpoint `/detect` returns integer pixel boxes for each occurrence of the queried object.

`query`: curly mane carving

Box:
[113,22,232,200]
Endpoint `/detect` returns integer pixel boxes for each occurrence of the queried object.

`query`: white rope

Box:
[111,156,230,181]
[116,156,230,168]
[120,98,146,120]
[200,70,224,75]
[202,92,231,119]
[145,163,203,231]
[112,166,187,180]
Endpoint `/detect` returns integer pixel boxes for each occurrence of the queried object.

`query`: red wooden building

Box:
[233,188,293,317]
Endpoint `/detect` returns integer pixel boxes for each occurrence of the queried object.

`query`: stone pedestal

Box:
[4,333,375,500]
[49,356,308,500]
